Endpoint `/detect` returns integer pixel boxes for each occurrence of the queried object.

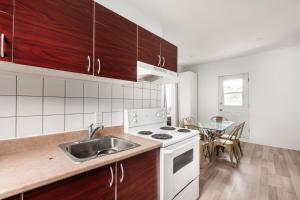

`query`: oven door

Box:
[163,136,200,200]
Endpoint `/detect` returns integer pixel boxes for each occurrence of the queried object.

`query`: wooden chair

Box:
[212,125,240,167]
[219,122,245,160]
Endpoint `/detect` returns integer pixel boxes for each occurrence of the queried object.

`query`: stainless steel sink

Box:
[59,136,140,163]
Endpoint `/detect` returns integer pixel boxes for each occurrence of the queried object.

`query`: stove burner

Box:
[151,134,173,140]
[177,129,191,133]
[138,131,153,135]
[160,126,176,131]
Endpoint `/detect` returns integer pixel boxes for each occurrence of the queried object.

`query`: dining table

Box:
[199,121,235,132]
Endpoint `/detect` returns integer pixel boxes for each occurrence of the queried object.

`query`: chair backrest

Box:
[226,122,246,140]
[211,116,228,122]
[236,122,246,139]
[179,117,196,128]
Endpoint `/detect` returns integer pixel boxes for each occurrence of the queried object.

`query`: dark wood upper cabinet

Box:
[161,39,178,72]
[24,165,115,200]
[13,0,94,75]
[94,3,137,81]
[117,149,160,200]
[0,0,13,62]
[138,26,161,67]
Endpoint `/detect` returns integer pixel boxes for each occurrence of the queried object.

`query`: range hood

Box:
[137,61,180,84]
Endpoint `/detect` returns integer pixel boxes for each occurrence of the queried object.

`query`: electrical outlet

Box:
[94,112,102,124]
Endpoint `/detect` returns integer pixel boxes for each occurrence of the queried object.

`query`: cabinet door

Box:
[14,0,93,74]
[24,165,115,200]
[161,39,178,72]
[3,194,21,200]
[117,149,160,200]
[138,26,161,67]
[0,0,13,62]
[94,3,137,81]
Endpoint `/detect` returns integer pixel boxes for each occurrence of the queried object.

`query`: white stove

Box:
[124,108,200,200]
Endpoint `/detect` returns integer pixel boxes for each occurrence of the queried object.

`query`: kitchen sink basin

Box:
[59,136,140,163]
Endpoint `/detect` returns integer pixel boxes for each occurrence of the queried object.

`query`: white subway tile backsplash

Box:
[84,98,98,113]
[84,113,96,129]
[143,89,150,99]
[84,81,98,98]
[0,96,16,117]
[124,99,134,109]
[112,112,123,126]
[151,90,157,100]
[99,83,111,98]
[124,87,133,99]
[66,79,83,97]
[44,77,65,97]
[43,115,64,134]
[0,117,16,140]
[112,84,124,98]
[17,96,42,116]
[17,116,43,138]
[134,100,143,109]
[99,99,111,113]
[134,88,143,99]
[44,97,64,115]
[66,98,83,114]
[17,75,43,96]
[103,113,112,127]
[0,72,162,140]
[65,114,83,131]
[151,83,158,90]
[0,74,16,95]
[143,82,150,89]
[134,81,143,88]
[151,100,157,108]
[112,99,123,112]
[143,100,151,108]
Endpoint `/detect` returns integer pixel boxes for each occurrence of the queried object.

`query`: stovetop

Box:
[128,124,199,147]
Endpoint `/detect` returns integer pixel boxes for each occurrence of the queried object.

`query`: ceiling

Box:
[126,0,300,67]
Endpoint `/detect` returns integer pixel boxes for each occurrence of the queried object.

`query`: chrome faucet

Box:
[88,123,104,140]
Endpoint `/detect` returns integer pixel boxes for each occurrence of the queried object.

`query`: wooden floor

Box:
[199,142,300,200]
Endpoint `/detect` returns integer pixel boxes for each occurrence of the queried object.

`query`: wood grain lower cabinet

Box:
[94,3,137,81]
[3,194,21,200]
[117,149,160,200]
[24,165,115,200]
[13,0,94,75]
[7,149,160,200]
[0,0,13,62]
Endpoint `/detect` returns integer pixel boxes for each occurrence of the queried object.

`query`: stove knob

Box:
[132,113,137,117]
[156,112,160,117]
[133,118,137,123]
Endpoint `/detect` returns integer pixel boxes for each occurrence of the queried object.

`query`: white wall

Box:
[95,0,163,36]
[184,45,300,150]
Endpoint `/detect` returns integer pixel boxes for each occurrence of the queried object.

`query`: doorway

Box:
[218,73,250,138]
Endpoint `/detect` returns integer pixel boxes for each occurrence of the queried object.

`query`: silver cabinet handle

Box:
[109,166,114,187]
[162,56,165,67]
[97,58,101,75]
[120,163,124,183]
[1,34,5,58]
[158,55,161,67]
[87,55,91,73]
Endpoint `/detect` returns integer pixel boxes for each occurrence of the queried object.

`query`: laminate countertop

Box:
[0,126,162,199]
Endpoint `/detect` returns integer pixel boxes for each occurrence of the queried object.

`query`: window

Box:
[223,79,243,106]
